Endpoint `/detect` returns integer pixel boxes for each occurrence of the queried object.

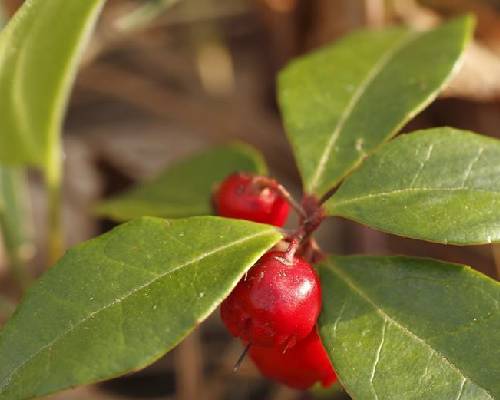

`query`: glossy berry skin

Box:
[214,173,289,227]
[220,251,321,351]
[249,329,336,390]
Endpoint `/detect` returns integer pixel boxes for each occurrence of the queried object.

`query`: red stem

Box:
[252,176,306,219]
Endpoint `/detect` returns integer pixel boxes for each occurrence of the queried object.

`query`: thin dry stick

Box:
[81,0,249,68]
[233,343,251,372]
[174,330,204,400]
[204,341,261,400]
[364,0,385,28]
[77,63,294,176]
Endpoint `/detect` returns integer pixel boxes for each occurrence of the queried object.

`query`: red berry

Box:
[220,251,321,351]
[249,329,336,390]
[214,173,289,227]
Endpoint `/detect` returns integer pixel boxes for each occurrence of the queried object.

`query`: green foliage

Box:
[278,16,473,196]
[319,256,500,400]
[0,217,281,400]
[0,167,32,288]
[326,128,500,245]
[0,6,497,399]
[95,143,267,221]
[0,168,25,248]
[0,0,104,170]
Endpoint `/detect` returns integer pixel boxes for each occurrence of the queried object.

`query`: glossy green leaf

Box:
[0,0,105,169]
[319,255,500,400]
[95,143,267,221]
[0,216,281,400]
[327,128,500,245]
[278,16,473,196]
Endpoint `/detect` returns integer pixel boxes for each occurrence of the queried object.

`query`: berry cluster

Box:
[214,172,336,390]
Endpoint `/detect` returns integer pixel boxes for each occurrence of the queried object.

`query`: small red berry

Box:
[249,329,336,390]
[214,173,289,227]
[220,251,321,351]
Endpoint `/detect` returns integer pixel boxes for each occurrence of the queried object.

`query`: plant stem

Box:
[252,176,306,218]
[46,147,63,267]
[319,185,338,205]
[0,167,33,291]
[282,193,327,264]
[274,183,306,219]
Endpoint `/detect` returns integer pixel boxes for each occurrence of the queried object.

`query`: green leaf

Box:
[0,0,105,169]
[0,167,32,289]
[95,143,267,221]
[278,16,473,196]
[0,216,281,400]
[0,168,27,252]
[319,255,500,400]
[326,128,500,245]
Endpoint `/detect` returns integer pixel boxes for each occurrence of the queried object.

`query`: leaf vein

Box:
[369,318,387,400]
[328,261,494,399]
[409,144,434,188]
[461,147,484,188]
[0,228,275,393]
[418,350,435,387]
[308,31,416,192]
[330,300,347,355]
[455,377,466,400]
[333,187,498,210]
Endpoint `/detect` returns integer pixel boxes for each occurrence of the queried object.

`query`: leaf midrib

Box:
[0,228,276,394]
[308,31,416,193]
[327,260,494,399]
[331,187,499,211]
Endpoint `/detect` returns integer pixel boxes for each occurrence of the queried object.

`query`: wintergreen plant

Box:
[0,2,498,399]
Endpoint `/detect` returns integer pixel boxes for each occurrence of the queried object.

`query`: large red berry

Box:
[220,251,321,351]
[249,329,336,390]
[214,173,289,227]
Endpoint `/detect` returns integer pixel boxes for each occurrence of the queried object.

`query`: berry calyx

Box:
[249,329,336,390]
[214,173,290,227]
[220,251,321,351]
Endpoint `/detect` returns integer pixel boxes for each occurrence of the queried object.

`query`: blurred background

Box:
[1,0,500,399]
